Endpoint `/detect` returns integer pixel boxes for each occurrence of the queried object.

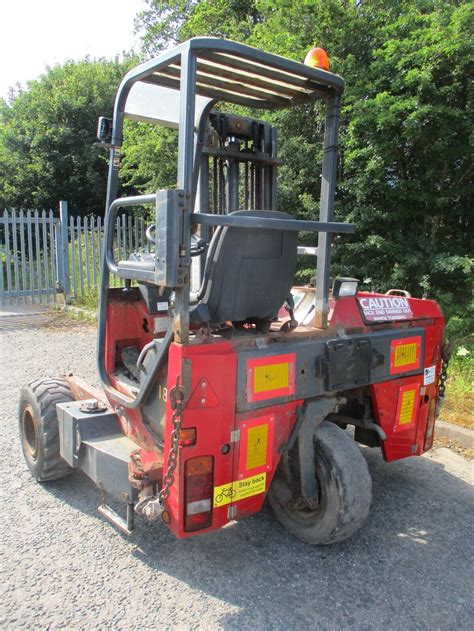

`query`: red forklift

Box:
[19,38,446,544]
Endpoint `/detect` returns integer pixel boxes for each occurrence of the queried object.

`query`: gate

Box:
[0,209,59,305]
[0,202,149,306]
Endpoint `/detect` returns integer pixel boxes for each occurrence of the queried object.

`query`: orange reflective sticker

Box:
[394,382,420,431]
[390,336,422,374]
[247,353,296,402]
[398,389,416,425]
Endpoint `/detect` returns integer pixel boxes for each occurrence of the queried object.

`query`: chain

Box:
[438,342,452,400]
[158,376,185,506]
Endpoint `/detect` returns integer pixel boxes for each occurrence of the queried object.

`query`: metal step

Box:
[97,503,135,535]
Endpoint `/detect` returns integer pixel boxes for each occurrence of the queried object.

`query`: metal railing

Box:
[0,202,148,306]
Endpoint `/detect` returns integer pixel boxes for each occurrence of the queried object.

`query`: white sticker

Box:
[423,365,436,385]
[357,296,413,322]
[154,316,170,334]
[157,302,168,312]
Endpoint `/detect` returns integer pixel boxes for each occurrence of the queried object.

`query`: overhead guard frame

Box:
[98,38,346,405]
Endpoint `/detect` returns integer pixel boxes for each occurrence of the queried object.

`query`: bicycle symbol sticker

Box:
[214,485,236,505]
[213,473,267,507]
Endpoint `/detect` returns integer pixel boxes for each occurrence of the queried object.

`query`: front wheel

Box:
[268,420,372,544]
[19,378,74,482]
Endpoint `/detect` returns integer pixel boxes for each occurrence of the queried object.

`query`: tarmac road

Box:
[0,312,473,630]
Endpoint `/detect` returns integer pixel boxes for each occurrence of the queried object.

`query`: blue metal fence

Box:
[0,202,148,306]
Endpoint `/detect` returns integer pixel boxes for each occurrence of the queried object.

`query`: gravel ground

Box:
[1,313,473,630]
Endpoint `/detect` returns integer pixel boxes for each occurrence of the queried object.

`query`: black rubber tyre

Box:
[268,420,372,544]
[19,378,74,482]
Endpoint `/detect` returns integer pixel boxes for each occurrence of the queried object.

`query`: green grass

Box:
[68,233,129,310]
[442,351,474,430]
[75,285,100,311]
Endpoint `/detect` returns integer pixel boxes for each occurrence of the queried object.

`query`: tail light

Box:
[179,427,196,446]
[424,398,437,451]
[184,456,213,532]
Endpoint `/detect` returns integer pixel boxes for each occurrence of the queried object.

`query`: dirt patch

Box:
[442,395,474,430]
[433,435,474,460]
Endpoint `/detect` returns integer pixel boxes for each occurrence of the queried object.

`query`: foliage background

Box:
[0,0,472,348]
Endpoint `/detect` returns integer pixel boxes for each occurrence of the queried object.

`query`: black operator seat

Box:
[190,210,298,326]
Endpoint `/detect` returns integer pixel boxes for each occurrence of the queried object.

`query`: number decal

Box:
[158,385,167,402]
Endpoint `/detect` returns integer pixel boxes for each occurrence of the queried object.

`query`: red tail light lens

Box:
[184,456,213,532]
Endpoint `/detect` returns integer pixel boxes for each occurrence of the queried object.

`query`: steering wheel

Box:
[145,224,207,257]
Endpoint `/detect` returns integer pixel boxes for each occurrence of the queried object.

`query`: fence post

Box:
[57,200,70,297]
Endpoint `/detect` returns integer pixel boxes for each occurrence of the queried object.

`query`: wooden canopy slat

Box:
[143,74,282,110]
[199,51,330,94]
[195,60,309,100]
[158,65,291,106]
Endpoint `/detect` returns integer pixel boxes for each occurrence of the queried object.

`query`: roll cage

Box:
[99,37,354,405]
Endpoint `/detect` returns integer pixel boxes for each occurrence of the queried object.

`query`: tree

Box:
[337,1,473,341]
[135,0,263,56]
[134,0,473,336]
[0,57,135,215]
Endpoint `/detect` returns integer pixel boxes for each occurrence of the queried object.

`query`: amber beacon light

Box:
[304,47,330,71]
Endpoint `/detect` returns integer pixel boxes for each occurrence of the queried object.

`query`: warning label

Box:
[253,362,289,393]
[358,296,413,322]
[423,365,436,385]
[213,473,267,508]
[246,424,268,470]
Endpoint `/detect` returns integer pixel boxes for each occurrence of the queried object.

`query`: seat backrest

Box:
[190,210,297,324]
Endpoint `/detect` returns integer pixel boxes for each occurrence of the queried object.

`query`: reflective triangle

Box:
[187,378,219,409]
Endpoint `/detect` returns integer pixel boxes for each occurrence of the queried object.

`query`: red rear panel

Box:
[164,342,301,538]
[165,341,237,537]
[330,293,444,461]
[230,401,300,518]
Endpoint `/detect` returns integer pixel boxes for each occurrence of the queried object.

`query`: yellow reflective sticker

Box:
[213,473,267,508]
[399,389,416,425]
[246,424,268,470]
[393,343,418,368]
[253,362,289,393]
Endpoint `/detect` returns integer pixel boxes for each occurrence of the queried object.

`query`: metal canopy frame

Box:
[113,38,344,143]
[140,48,341,110]
[98,38,347,404]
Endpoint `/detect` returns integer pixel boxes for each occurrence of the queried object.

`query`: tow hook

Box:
[142,498,164,521]
[134,495,164,521]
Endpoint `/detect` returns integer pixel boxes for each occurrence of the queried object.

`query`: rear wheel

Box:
[19,378,74,482]
[268,420,372,544]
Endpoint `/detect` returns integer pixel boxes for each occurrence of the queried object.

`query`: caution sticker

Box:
[358,296,413,322]
[213,473,267,508]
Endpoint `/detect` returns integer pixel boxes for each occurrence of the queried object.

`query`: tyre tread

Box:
[268,420,372,545]
[19,378,74,481]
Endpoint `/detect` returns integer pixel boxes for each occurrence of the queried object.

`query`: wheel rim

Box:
[22,405,38,460]
[276,446,329,522]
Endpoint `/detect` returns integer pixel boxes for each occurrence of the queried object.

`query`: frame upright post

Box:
[314,96,340,328]
[57,200,70,296]
[175,48,197,343]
